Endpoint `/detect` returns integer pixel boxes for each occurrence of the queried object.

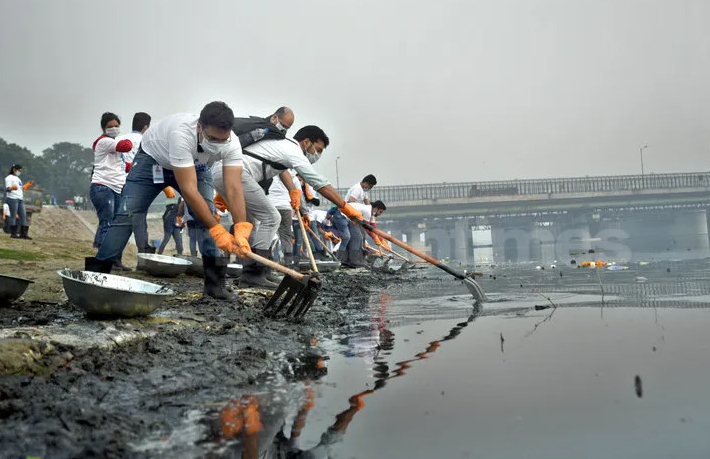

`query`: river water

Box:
[148,259,710,458]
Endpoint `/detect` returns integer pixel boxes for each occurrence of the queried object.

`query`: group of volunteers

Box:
[3,164,35,240]
[85,101,390,300]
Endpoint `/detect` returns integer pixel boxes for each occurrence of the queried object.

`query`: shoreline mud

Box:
[0,257,423,458]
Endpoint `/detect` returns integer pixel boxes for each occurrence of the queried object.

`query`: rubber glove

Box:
[380,239,391,250]
[373,235,383,246]
[209,225,237,254]
[163,186,176,198]
[213,193,228,212]
[340,203,363,221]
[125,162,132,173]
[22,181,34,190]
[8,185,18,191]
[289,189,302,211]
[232,222,253,257]
[176,216,183,227]
[301,214,310,226]
[324,231,334,241]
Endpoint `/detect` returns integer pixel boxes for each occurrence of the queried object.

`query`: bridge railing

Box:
[361,172,710,204]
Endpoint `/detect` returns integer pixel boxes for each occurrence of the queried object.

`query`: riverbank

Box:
[0,209,424,458]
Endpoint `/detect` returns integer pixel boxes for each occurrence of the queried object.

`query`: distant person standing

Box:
[90,112,134,270]
[4,164,35,239]
[158,197,185,255]
[117,112,153,252]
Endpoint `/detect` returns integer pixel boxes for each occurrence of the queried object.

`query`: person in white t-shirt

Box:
[91,101,251,301]
[89,112,134,269]
[4,164,35,239]
[268,169,300,265]
[332,175,377,263]
[117,111,152,252]
[212,125,363,288]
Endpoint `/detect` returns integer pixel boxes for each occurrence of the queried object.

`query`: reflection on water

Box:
[142,259,710,458]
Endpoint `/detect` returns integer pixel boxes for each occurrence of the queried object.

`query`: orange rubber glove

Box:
[289,189,301,211]
[380,239,391,250]
[176,216,183,227]
[213,193,228,213]
[209,225,237,254]
[301,214,310,226]
[324,231,334,241]
[8,185,18,191]
[340,203,363,220]
[22,181,34,190]
[163,186,176,198]
[373,235,383,246]
[232,222,253,257]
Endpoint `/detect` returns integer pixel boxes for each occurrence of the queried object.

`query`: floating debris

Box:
[634,375,643,398]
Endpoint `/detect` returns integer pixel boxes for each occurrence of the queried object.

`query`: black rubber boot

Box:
[84,257,114,274]
[112,259,133,272]
[239,249,279,289]
[19,226,32,240]
[203,256,237,300]
[10,225,20,239]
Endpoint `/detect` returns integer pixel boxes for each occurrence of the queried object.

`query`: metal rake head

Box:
[463,276,488,303]
[264,274,321,320]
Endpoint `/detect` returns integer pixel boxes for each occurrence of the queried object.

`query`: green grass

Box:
[0,248,46,261]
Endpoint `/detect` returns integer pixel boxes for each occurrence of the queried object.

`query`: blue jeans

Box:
[90,184,120,248]
[292,220,304,258]
[332,211,351,252]
[158,224,184,255]
[6,198,27,227]
[186,221,198,257]
[96,151,219,262]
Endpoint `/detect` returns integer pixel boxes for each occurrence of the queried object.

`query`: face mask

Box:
[105,127,121,138]
[200,135,222,155]
[274,119,287,133]
[306,151,322,164]
[15,171,21,177]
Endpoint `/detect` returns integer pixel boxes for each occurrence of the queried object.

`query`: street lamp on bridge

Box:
[640,144,648,177]
[335,156,342,190]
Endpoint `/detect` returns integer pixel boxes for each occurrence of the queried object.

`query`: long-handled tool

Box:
[306,225,337,259]
[378,243,410,263]
[352,219,487,303]
[249,251,320,320]
[297,214,319,273]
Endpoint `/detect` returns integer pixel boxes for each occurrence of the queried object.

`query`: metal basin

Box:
[226,263,243,278]
[137,253,192,278]
[0,274,34,304]
[176,255,204,277]
[57,269,174,317]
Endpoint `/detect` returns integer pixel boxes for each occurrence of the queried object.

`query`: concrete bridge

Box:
[339,172,710,264]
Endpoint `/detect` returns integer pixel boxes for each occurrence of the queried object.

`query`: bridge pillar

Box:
[529,224,556,264]
[453,219,471,264]
[424,226,451,261]
[620,210,709,260]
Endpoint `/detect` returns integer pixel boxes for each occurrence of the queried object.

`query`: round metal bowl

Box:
[0,274,35,304]
[226,263,243,278]
[176,255,204,277]
[137,253,192,278]
[57,269,174,317]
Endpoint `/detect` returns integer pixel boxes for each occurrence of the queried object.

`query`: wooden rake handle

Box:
[245,251,305,281]
[296,214,318,273]
[306,225,337,258]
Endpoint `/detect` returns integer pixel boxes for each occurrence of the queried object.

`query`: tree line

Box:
[0,137,94,203]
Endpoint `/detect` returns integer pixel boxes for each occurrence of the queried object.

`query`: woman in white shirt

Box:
[89,112,133,269]
[4,164,34,239]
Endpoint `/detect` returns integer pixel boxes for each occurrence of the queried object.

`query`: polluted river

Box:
[2,259,710,458]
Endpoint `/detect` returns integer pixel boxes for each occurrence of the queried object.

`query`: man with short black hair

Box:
[91,101,251,300]
[212,124,363,287]
[332,174,378,263]
[117,111,153,252]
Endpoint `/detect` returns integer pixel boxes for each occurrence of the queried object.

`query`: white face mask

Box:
[15,171,21,177]
[273,119,287,133]
[105,127,121,138]
[200,135,223,155]
[305,142,322,164]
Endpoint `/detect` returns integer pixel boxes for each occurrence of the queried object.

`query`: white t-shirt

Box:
[91,135,132,194]
[268,170,298,211]
[117,131,143,164]
[5,174,23,200]
[345,182,369,204]
[212,138,329,195]
[310,209,329,224]
[3,202,10,217]
[350,202,372,221]
[140,113,243,172]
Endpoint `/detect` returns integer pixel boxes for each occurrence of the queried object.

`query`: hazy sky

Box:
[1,0,709,187]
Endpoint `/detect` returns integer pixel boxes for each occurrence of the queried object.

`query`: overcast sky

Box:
[1,0,709,187]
